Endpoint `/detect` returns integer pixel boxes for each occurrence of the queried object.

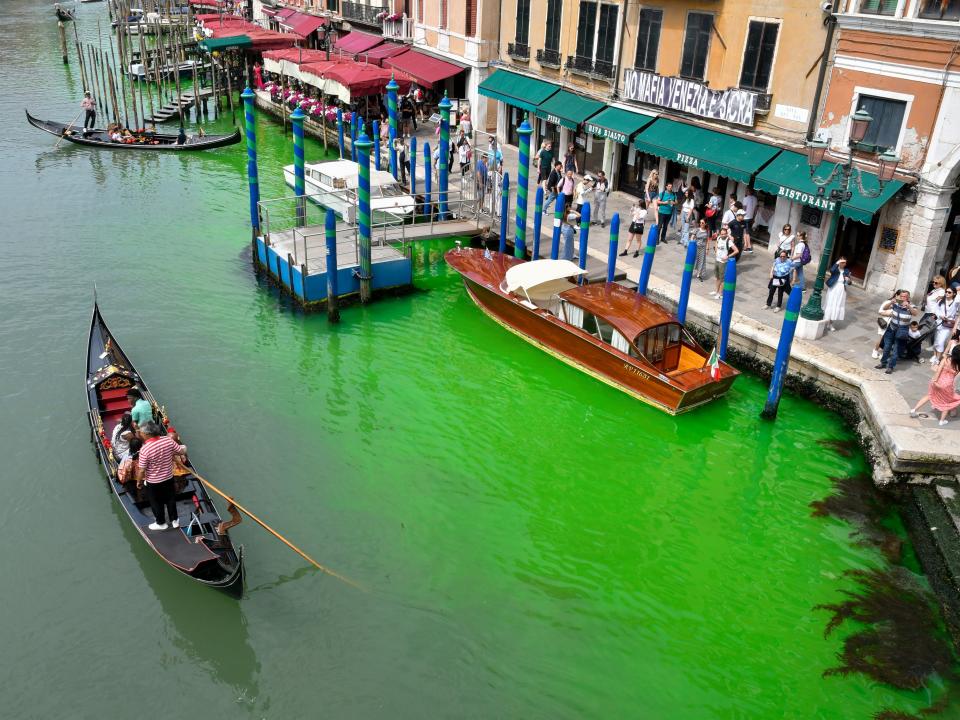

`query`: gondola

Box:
[54,4,75,21]
[85,301,244,596]
[26,110,241,151]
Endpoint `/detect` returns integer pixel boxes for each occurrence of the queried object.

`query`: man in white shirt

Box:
[721,194,739,226]
[742,188,758,253]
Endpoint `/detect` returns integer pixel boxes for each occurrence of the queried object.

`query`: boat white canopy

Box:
[504,260,585,300]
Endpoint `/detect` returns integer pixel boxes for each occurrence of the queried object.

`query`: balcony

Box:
[507,42,530,61]
[565,55,615,80]
[340,0,384,27]
[382,15,413,41]
[536,48,561,68]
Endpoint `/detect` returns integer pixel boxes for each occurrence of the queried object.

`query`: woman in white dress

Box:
[823,256,851,331]
[932,287,959,364]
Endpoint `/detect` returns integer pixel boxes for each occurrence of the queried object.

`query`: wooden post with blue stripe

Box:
[386,75,399,180]
[350,112,358,163]
[356,130,373,303]
[325,208,340,323]
[409,136,417,195]
[336,107,344,159]
[422,141,432,218]
[498,172,510,254]
[372,119,381,171]
[719,258,737,360]
[240,87,260,241]
[532,186,544,260]
[677,237,698,324]
[577,202,590,284]
[550,199,563,260]
[438,92,451,220]
[607,213,620,283]
[514,116,532,258]
[291,107,306,228]
[761,286,802,419]
[636,224,659,296]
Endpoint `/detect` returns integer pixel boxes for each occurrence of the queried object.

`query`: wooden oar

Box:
[192,472,365,592]
[55,108,85,148]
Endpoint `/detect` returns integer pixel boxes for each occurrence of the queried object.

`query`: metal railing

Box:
[340,0,385,26]
[507,42,530,60]
[565,55,615,79]
[382,16,413,40]
[536,48,561,67]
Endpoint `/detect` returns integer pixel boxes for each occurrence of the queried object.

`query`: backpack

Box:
[800,243,812,265]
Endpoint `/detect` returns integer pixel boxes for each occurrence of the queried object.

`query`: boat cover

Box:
[505,260,586,297]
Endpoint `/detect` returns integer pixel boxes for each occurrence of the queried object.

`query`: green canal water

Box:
[1,3,953,717]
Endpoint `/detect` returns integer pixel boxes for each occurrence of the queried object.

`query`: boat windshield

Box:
[563,301,641,356]
[634,323,685,371]
[378,183,407,198]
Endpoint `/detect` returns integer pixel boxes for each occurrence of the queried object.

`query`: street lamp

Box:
[799,109,900,323]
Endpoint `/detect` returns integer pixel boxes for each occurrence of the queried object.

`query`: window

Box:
[680,12,713,81]
[575,2,598,59]
[416,0,423,23]
[440,0,447,29]
[858,0,897,15]
[515,0,531,44]
[739,20,779,92]
[918,0,960,19]
[856,95,907,151]
[634,9,662,73]
[574,1,620,69]
[596,4,619,65]
[545,0,562,51]
[465,0,476,36]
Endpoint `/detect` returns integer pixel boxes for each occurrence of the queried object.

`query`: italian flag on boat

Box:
[708,344,720,380]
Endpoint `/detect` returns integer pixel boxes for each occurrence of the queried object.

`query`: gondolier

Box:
[137,422,188,531]
[81,92,96,134]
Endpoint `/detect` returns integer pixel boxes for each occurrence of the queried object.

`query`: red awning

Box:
[357,42,410,67]
[383,49,463,88]
[275,7,297,19]
[333,31,383,54]
[282,11,327,38]
[324,64,413,97]
[263,48,331,64]
[260,7,278,16]
[188,0,227,6]
[194,12,245,22]
[203,17,298,51]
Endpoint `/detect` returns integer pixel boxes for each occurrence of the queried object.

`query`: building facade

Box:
[812,0,960,297]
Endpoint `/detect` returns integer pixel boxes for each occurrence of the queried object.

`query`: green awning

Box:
[633,118,780,183]
[478,70,559,113]
[534,90,605,130]
[199,35,253,52]
[584,106,656,145]
[755,151,904,224]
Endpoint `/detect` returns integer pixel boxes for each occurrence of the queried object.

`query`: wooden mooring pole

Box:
[58,21,69,64]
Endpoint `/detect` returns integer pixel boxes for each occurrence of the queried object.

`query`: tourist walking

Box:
[655,181,677,243]
[475,153,488,209]
[776,223,795,255]
[563,144,578,175]
[693,218,709,280]
[573,174,593,215]
[792,231,811,290]
[560,169,576,213]
[81,92,96,133]
[458,138,471,175]
[765,250,794,312]
[705,187,722,234]
[910,345,960,425]
[932,287,959,364]
[593,171,609,227]
[876,289,919,374]
[136,421,188,531]
[823,256,851,331]
[561,213,577,261]
[680,188,697,247]
[742,187,757,253]
[621,200,646,258]
[536,140,553,184]
[728,210,747,260]
[645,170,659,203]
[709,225,739,297]
[544,160,562,213]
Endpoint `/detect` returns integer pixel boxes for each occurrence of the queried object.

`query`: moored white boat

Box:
[282,159,416,224]
[128,58,210,81]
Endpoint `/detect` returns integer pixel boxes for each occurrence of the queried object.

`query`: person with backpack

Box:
[544,161,562,213]
[655,181,677,243]
[792,230,812,290]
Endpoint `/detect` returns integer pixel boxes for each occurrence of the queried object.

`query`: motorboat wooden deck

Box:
[445,248,739,414]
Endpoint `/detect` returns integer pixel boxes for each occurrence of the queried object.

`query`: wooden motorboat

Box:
[282,159,416,224]
[445,248,739,414]
[26,110,241,151]
[86,302,244,596]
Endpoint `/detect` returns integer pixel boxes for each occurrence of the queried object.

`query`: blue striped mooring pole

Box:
[438,92,451,220]
[291,107,306,228]
[761,286,803,419]
[324,208,340,323]
[578,203,590,284]
[719,258,738,360]
[677,240,699,324]
[607,213,620,283]
[498,172,510,255]
[532,186,544,260]
[356,130,373,303]
[409,136,417,195]
[422,141,431,218]
[336,107,344,159]
[240,87,260,240]
[636,224,659,296]
[350,112,358,163]
[514,116,533,258]
[386,75,399,180]
[550,199,563,260]
[373,120,381,171]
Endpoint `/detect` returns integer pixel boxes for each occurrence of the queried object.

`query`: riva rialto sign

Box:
[622,69,757,127]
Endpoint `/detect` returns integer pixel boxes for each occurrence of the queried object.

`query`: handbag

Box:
[705,206,717,218]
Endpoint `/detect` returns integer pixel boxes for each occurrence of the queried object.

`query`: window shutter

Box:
[575,2,597,59]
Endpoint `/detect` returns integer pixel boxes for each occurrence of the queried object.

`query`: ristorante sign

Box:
[622,69,757,127]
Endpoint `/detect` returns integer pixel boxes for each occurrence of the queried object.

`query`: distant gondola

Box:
[85,301,244,596]
[26,110,241,151]
[54,4,75,21]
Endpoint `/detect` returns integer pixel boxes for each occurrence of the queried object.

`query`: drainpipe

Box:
[807,0,839,142]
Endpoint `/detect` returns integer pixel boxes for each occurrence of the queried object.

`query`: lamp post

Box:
[800,109,900,324]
